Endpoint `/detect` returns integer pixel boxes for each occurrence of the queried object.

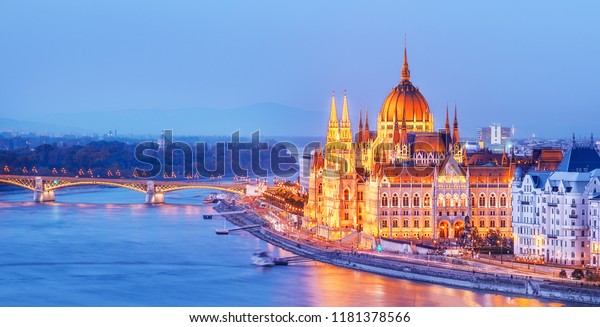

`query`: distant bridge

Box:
[0,175,251,203]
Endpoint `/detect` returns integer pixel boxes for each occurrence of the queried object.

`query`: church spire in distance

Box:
[392,111,400,144]
[363,107,370,143]
[357,108,363,144]
[401,35,411,81]
[444,104,450,134]
[400,102,408,146]
[453,104,460,144]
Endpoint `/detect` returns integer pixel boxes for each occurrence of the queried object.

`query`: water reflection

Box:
[307,264,563,306]
[0,187,567,307]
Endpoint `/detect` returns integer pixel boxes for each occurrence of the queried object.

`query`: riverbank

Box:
[216,203,600,305]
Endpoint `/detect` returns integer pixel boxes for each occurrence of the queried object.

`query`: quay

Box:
[215,202,600,306]
[214,224,261,235]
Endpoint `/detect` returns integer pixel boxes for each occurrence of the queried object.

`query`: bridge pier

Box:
[33,177,55,202]
[145,181,165,204]
[33,190,55,202]
[145,192,165,204]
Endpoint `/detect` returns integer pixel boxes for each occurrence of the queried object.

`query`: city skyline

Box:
[1,1,599,138]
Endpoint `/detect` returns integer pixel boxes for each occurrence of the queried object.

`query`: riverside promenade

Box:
[215,203,600,305]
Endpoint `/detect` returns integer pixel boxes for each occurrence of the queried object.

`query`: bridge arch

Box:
[0,178,36,191]
[46,180,148,193]
[0,175,246,203]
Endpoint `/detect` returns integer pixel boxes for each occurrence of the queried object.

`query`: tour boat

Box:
[251,250,275,267]
[203,193,218,204]
[215,220,229,235]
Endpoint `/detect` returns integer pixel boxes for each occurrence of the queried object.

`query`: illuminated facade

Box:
[512,142,600,266]
[304,45,514,247]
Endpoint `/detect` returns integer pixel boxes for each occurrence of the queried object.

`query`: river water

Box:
[0,186,565,306]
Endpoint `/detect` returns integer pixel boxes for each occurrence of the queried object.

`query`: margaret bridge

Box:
[0,175,257,203]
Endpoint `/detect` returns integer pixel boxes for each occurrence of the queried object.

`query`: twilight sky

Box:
[0,1,599,138]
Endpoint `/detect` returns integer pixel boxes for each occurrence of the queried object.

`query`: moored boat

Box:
[251,250,275,267]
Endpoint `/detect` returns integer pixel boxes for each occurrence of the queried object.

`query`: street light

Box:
[497,240,503,264]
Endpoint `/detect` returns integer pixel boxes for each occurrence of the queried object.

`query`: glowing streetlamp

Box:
[497,239,503,264]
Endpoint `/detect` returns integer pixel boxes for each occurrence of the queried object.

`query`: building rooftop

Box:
[556,146,600,172]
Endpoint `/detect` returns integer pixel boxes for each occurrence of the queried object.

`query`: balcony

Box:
[547,203,558,207]
[521,201,530,205]
[570,203,577,208]
[569,214,578,218]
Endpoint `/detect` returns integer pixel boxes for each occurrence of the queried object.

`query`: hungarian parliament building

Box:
[303,45,600,266]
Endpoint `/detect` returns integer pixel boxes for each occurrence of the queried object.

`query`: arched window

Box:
[403,194,410,207]
[413,194,420,207]
[343,189,349,201]
[392,219,398,228]
[318,183,322,194]
[392,194,399,207]
[500,193,507,207]
[489,194,496,207]
[381,219,388,228]
[471,194,476,206]
[438,194,445,207]
[479,194,486,207]
[381,193,388,207]
[424,194,431,207]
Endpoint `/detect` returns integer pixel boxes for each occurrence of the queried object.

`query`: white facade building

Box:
[512,144,600,267]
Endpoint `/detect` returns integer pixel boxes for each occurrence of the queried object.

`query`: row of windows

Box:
[379,219,506,229]
[381,193,431,207]
[327,186,509,208]
[381,219,431,228]
[379,210,509,218]
[474,193,508,207]
[518,248,586,259]
[379,192,509,208]
[519,194,589,206]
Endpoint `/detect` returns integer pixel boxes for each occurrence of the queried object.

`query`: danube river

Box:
[0,186,565,306]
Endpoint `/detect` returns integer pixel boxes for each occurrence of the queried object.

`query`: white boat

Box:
[215,219,229,235]
[251,250,274,267]
[203,193,219,204]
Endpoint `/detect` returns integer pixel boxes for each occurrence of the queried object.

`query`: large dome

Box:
[379,47,434,132]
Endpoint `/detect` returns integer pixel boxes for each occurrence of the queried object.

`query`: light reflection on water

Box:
[0,186,565,307]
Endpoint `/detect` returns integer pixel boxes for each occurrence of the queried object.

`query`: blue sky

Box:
[0,1,599,138]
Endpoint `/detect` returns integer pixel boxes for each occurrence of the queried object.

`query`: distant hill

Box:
[0,118,90,134]
[14,103,328,137]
